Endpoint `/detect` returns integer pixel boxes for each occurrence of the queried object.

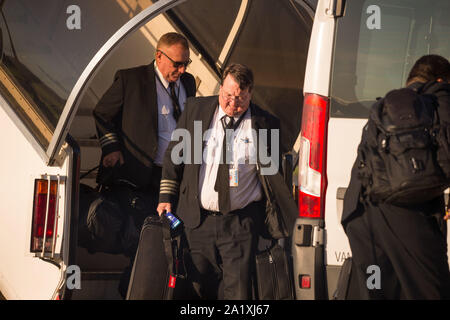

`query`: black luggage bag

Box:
[126,215,194,300]
[255,243,294,300]
[332,257,361,300]
[78,182,148,256]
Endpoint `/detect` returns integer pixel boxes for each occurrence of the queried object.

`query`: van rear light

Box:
[300,275,311,289]
[31,178,59,253]
[298,94,329,219]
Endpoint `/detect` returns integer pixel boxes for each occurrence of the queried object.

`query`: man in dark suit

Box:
[94,32,196,190]
[342,55,450,299]
[93,32,196,296]
[157,63,297,299]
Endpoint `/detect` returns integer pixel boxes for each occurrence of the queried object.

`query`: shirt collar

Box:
[217,105,228,121]
[154,61,180,89]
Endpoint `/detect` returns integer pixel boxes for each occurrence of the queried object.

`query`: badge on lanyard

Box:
[229,165,239,187]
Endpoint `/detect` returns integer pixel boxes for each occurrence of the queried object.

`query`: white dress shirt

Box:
[154,62,187,166]
[199,105,263,212]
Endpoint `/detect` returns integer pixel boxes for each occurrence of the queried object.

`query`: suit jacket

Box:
[93,62,196,188]
[159,96,298,238]
[341,155,365,226]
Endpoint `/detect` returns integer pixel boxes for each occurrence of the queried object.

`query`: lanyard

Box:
[220,108,249,164]
[220,107,249,132]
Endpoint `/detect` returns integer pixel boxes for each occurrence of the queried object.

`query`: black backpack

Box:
[357,82,450,205]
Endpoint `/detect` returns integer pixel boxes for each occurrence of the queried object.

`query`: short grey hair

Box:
[156,32,189,51]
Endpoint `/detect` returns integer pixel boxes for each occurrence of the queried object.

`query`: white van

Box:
[0,0,313,299]
[294,0,450,299]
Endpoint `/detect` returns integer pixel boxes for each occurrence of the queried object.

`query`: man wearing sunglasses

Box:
[93,32,196,297]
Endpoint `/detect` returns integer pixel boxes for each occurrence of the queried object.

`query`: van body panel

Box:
[292,0,338,300]
[303,0,335,97]
[0,102,69,300]
[324,118,366,265]
[0,93,49,164]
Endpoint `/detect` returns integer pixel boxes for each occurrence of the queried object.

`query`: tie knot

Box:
[222,115,234,129]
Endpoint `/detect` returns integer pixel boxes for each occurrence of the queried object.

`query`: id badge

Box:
[229,167,239,187]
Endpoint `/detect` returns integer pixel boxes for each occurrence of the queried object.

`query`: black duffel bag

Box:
[78,179,156,256]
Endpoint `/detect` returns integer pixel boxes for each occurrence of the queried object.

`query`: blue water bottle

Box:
[165,211,181,229]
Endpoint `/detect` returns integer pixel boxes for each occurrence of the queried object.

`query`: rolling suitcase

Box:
[126,215,193,300]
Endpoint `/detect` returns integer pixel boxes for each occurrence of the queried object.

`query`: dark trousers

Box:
[185,201,265,300]
[345,202,450,299]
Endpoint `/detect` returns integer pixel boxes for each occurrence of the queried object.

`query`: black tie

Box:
[169,82,181,122]
[214,115,235,214]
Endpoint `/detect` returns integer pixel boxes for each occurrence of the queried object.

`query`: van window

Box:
[330,0,450,119]
[0,0,155,149]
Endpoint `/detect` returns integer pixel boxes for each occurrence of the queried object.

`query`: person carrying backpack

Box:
[341,55,450,299]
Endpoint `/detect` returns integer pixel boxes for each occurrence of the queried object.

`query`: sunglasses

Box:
[158,50,192,69]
